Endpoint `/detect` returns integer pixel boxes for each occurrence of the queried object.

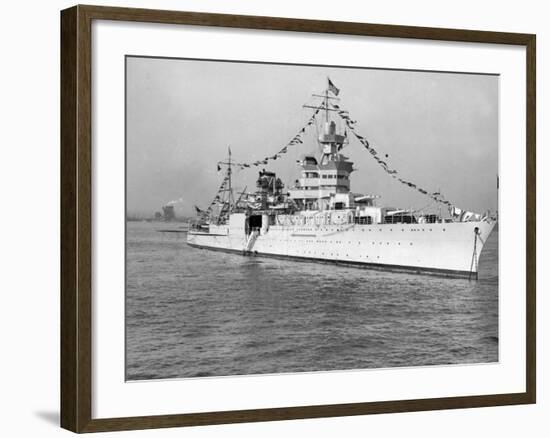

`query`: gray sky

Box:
[126,56,498,218]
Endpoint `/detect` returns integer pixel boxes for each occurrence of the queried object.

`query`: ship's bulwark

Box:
[187,214,496,278]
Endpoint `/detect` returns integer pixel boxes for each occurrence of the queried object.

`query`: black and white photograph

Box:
[125,56,499,381]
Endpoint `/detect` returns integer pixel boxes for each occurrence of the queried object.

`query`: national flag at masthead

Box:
[328,77,340,96]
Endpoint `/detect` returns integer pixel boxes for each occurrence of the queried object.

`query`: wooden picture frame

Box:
[61,4,536,433]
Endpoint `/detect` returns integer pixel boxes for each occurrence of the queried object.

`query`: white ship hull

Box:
[187,214,496,278]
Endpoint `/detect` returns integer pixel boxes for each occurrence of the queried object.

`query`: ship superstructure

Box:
[187,79,496,278]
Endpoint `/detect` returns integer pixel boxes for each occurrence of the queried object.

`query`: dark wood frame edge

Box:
[60,4,536,433]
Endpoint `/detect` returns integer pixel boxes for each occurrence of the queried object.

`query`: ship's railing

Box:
[274,210,356,227]
[270,210,449,226]
[354,216,373,225]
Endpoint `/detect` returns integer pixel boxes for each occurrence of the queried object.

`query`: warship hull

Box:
[187,214,496,278]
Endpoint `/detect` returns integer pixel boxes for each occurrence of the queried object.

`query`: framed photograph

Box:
[60,5,536,433]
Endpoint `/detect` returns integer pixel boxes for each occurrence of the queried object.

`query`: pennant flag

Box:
[328,78,340,96]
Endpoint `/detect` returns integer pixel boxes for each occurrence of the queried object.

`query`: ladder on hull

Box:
[244,230,259,252]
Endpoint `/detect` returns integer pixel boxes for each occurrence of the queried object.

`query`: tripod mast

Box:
[228,147,234,210]
[215,147,235,222]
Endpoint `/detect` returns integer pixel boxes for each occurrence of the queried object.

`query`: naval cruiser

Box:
[187,80,496,278]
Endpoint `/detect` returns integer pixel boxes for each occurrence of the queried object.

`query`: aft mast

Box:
[227,146,234,211]
[215,146,235,222]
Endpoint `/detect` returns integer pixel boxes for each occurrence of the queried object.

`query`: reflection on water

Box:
[126,222,498,380]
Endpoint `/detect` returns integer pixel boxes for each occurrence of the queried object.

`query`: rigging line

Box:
[206,109,318,214]
[330,101,455,208]
[364,140,447,191]
[412,198,438,214]
[206,168,231,212]
[233,107,321,170]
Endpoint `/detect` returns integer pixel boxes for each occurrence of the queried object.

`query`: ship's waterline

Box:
[188,214,495,278]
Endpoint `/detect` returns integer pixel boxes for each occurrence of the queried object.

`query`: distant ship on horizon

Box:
[187,79,496,278]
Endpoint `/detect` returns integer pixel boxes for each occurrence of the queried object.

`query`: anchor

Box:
[468,227,485,281]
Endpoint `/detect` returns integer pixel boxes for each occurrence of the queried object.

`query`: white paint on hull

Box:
[187,220,496,275]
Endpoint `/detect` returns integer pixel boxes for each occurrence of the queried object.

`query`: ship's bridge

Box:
[289,121,357,210]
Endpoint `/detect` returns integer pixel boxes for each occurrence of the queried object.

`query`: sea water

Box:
[126,221,498,380]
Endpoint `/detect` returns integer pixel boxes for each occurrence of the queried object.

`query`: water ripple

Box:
[126,222,498,380]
